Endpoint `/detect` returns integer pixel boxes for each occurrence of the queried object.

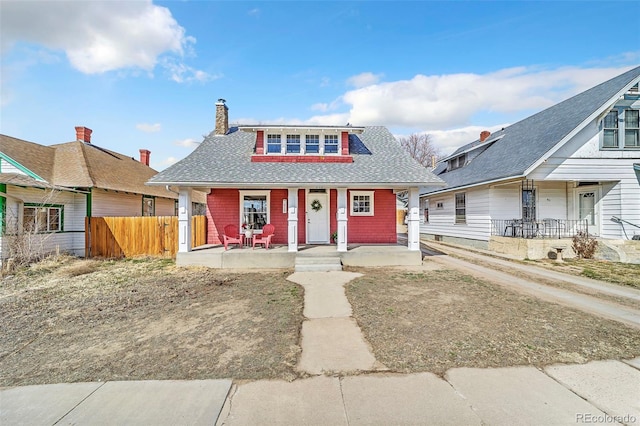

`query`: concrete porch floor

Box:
[176,243,423,269]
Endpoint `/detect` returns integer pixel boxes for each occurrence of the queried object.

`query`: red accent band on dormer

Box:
[256,130,264,154]
[251,155,353,163]
[341,131,349,155]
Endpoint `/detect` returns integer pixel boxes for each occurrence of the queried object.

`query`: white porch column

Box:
[407,187,420,251]
[287,188,298,252]
[337,188,348,252]
[178,187,192,253]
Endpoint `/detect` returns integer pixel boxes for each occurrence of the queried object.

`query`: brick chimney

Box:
[480,130,491,142]
[139,149,151,166]
[215,98,228,135]
[75,126,93,143]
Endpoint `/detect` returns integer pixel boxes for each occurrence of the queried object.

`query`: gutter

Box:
[148,181,447,190]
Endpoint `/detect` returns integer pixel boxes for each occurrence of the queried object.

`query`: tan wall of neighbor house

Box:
[91,189,177,217]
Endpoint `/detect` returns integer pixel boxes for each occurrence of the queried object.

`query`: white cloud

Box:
[174,138,200,148]
[1,1,209,80]
[425,124,509,156]
[162,58,221,83]
[136,123,162,133]
[248,8,261,17]
[346,72,383,88]
[334,65,634,129]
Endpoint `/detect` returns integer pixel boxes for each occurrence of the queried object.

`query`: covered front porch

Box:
[175,243,423,269]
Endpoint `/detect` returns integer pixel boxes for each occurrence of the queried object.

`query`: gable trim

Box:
[0,152,46,182]
[524,75,640,177]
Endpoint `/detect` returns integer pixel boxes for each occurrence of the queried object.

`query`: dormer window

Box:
[448,154,466,171]
[306,135,320,153]
[324,134,339,154]
[286,134,301,153]
[267,134,281,153]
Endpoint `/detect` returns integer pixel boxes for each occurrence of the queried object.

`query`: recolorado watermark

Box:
[576,413,637,424]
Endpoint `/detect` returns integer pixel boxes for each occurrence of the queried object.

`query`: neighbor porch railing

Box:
[491,219,589,239]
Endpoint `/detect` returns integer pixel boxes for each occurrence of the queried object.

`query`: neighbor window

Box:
[267,134,282,153]
[142,196,155,216]
[240,191,270,231]
[625,109,639,147]
[455,193,466,224]
[603,110,619,148]
[23,205,63,232]
[350,191,374,216]
[602,108,639,149]
[522,188,536,221]
[306,134,320,153]
[324,134,339,154]
[286,134,301,153]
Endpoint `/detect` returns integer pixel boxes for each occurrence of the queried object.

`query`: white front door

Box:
[576,188,600,236]
[307,191,329,243]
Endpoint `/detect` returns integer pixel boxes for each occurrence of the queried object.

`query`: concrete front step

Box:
[295,256,342,272]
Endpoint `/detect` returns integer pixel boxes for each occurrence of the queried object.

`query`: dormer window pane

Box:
[267,134,281,153]
[306,135,319,153]
[325,135,338,153]
[286,134,301,153]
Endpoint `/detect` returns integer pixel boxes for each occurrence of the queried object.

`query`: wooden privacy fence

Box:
[85,215,207,258]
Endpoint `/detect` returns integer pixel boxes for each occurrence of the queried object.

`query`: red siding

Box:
[347,189,397,244]
[206,189,240,244]
[256,130,264,155]
[206,187,397,246]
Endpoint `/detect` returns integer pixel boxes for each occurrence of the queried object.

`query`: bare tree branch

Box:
[398,133,441,168]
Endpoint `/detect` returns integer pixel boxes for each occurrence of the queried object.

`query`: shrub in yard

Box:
[572,231,598,259]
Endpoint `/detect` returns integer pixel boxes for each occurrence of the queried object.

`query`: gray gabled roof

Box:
[425,65,640,194]
[149,126,444,188]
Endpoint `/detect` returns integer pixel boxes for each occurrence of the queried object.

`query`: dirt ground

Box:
[2,256,639,386]
[345,267,640,376]
[0,257,303,387]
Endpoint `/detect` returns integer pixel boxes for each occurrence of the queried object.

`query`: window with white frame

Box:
[240,191,270,231]
[454,193,466,224]
[286,134,301,153]
[350,191,374,216]
[306,134,320,153]
[23,205,63,232]
[602,108,639,149]
[267,134,282,153]
[625,109,639,148]
[324,134,339,154]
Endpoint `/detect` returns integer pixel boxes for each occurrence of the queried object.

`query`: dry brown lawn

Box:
[0,256,303,387]
[346,267,640,376]
[527,258,640,289]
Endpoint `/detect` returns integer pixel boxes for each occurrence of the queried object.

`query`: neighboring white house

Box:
[0,126,195,263]
[421,65,640,260]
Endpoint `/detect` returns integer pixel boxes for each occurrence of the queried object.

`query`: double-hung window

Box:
[324,135,339,154]
[23,205,63,232]
[625,109,639,148]
[267,134,282,154]
[455,193,466,224]
[286,134,301,153]
[603,111,619,148]
[306,135,320,153]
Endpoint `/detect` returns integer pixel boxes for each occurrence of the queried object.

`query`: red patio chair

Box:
[252,224,275,250]
[223,224,244,250]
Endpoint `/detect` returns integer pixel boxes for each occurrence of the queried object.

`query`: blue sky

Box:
[1,1,639,170]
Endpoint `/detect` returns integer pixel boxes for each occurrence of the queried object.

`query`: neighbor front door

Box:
[576,188,599,236]
[306,191,329,243]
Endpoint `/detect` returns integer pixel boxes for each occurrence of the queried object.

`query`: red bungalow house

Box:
[148,100,444,259]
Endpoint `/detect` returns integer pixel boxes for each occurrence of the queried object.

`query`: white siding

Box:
[422,187,491,241]
[489,183,521,220]
[1,185,86,259]
[0,158,30,176]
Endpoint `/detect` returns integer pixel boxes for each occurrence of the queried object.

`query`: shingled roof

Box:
[0,134,176,199]
[426,65,640,194]
[148,126,444,188]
